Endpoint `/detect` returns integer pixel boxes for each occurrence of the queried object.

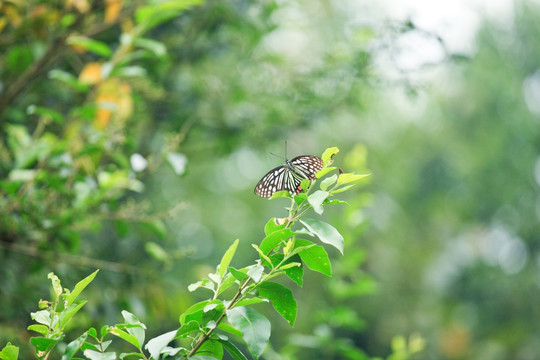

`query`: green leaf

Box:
[188,278,215,292]
[145,242,169,263]
[119,352,145,359]
[48,272,62,297]
[246,264,264,283]
[30,337,59,353]
[217,323,242,337]
[220,340,248,360]
[0,343,19,360]
[316,166,336,178]
[27,105,65,124]
[83,350,116,360]
[48,69,90,91]
[61,332,87,360]
[145,330,176,360]
[234,298,268,307]
[59,301,87,329]
[136,0,203,32]
[134,38,167,57]
[121,311,146,348]
[295,239,332,277]
[67,36,112,58]
[229,267,249,281]
[319,174,338,191]
[87,328,98,340]
[27,324,48,335]
[258,282,297,326]
[264,218,285,236]
[195,340,223,359]
[259,228,294,254]
[217,239,239,278]
[109,327,140,350]
[330,184,355,194]
[299,218,344,255]
[336,172,370,186]
[269,190,291,199]
[226,307,271,359]
[266,254,303,286]
[307,190,329,215]
[179,300,210,325]
[30,310,52,326]
[216,274,237,295]
[176,320,199,338]
[252,246,272,269]
[66,269,98,306]
[293,192,307,205]
[321,147,339,165]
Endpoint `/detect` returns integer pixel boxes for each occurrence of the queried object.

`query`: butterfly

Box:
[254,155,324,198]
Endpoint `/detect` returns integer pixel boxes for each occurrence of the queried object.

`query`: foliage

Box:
[0,147,391,359]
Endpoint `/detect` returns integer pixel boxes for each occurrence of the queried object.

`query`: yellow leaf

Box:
[105,0,123,24]
[79,62,103,85]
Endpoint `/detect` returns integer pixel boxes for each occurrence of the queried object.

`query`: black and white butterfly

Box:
[254,155,324,198]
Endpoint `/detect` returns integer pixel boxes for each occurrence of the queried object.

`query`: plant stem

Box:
[186,178,319,357]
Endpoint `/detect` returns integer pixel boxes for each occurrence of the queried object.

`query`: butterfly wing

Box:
[289,155,324,179]
[254,155,323,198]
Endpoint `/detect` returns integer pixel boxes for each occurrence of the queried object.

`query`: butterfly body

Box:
[254,155,323,198]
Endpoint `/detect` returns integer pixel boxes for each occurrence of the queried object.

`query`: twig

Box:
[0,241,143,275]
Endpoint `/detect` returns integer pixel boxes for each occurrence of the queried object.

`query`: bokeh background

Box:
[1,0,540,359]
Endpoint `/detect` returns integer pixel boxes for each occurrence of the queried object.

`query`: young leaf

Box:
[259,228,294,254]
[264,218,285,236]
[109,327,140,350]
[62,331,88,360]
[30,310,52,326]
[0,343,19,360]
[251,245,272,269]
[66,270,99,306]
[269,190,291,199]
[27,324,48,335]
[293,192,307,205]
[246,264,264,283]
[319,174,338,191]
[299,218,344,255]
[145,330,177,360]
[330,184,355,194]
[336,172,370,186]
[307,190,329,215]
[217,239,239,278]
[83,349,116,360]
[121,311,145,349]
[295,239,332,277]
[229,267,249,281]
[257,282,297,326]
[226,307,271,359]
[220,340,248,360]
[48,272,62,297]
[234,298,268,307]
[321,147,339,165]
[59,301,88,329]
[316,166,336,178]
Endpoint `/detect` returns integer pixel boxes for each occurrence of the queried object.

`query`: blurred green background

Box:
[1,0,540,359]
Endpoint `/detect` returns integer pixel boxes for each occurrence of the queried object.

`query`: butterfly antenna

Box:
[269,152,284,160]
[284,141,288,160]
